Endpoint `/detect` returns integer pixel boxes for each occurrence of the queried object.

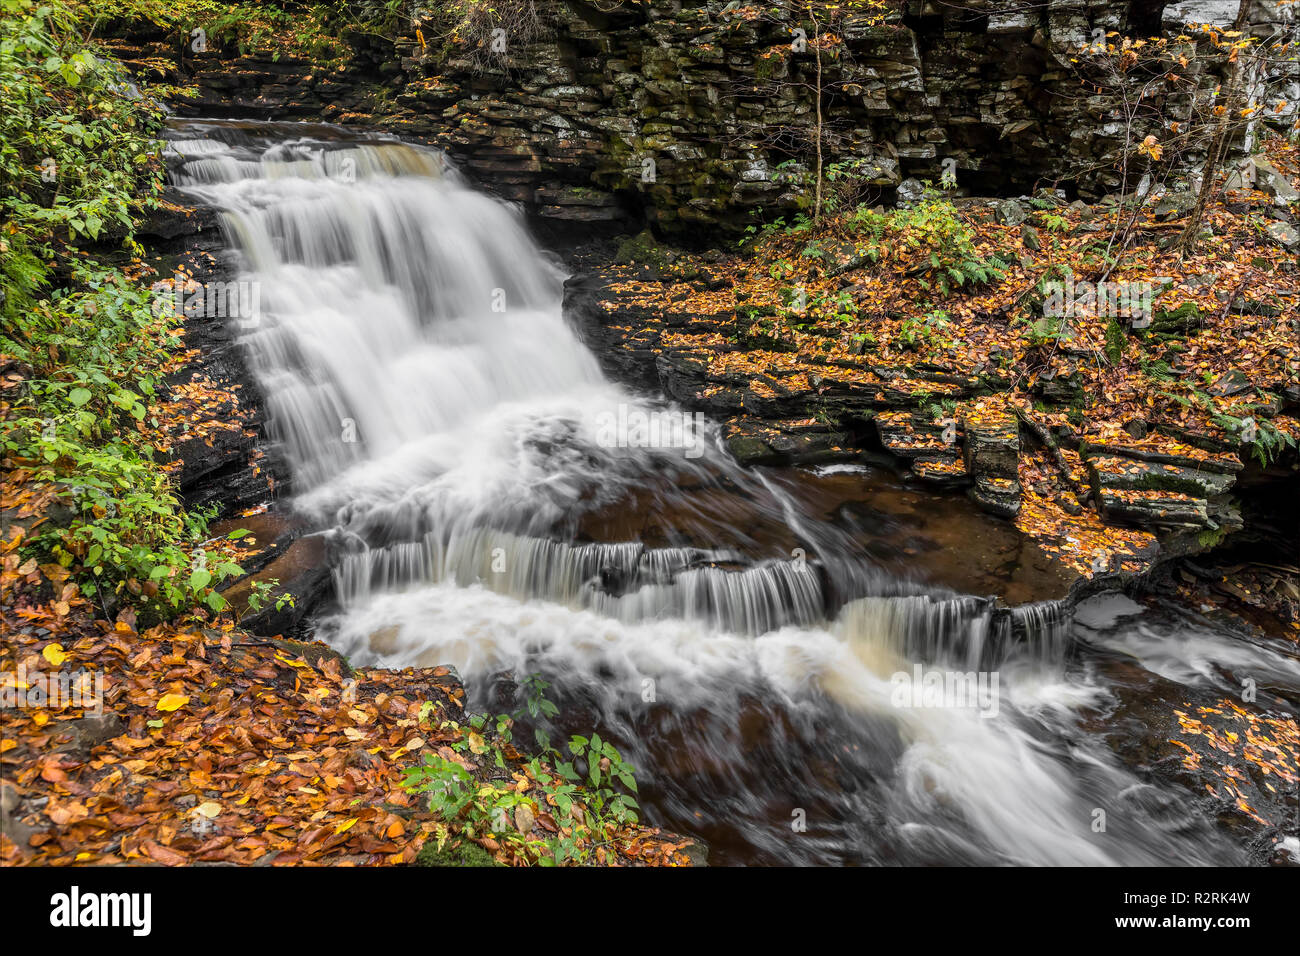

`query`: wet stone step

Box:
[1097,488,1211,531]
[969,475,1022,519]
[875,410,964,459]
[961,410,1020,483]
[1082,440,1243,475]
[912,457,970,486]
[723,419,855,467]
[1086,454,1237,499]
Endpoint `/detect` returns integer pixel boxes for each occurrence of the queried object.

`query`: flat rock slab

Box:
[1083,440,1243,475]
[1097,488,1211,531]
[1087,454,1237,499]
[970,475,1022,518]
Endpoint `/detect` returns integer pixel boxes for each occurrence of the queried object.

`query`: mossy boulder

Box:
[615,229,676,275]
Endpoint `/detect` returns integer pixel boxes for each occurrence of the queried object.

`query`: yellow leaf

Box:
[467,731,489,755]
[42,643,68,666]
[334,817,357,835]
[156,693,189,712]
[194,801,221,818]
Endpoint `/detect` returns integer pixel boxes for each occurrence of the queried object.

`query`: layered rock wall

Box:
[389,0,1297,231]
[113,1,1297,235]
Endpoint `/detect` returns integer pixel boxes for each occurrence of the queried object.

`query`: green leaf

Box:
[68,387,92,407]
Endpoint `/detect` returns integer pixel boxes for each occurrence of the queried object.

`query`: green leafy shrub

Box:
[845,187,1007,295]
[402,682,641,866]
[0,0,252,619]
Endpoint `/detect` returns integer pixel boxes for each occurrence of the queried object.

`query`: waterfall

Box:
[165,119,1245,866]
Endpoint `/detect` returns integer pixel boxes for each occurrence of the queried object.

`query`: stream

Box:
[165,118,1300,866]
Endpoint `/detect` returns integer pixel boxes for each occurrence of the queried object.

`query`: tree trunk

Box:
[1176,0,1252,256]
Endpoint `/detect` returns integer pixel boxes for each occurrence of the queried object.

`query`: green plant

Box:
[562,733,639,825]
[843,187,1006,295]
[897,309,952,351]
[402,693,641,866]
[244,577,296,616]
[0,0,257,621]
[511,672,559,752]
[1041,212,1070,233]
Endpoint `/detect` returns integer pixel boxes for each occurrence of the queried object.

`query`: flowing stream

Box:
[166,119,1299,866]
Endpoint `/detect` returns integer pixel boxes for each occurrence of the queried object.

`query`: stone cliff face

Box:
[385,0,1297,233]
[114,0,1296,236]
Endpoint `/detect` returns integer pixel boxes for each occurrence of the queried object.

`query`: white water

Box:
[167,120,1254,865]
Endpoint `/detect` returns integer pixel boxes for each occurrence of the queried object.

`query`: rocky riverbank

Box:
[560,181,1300,626]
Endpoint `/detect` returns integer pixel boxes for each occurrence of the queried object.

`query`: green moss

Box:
[1104,318,1125,364]
[414,839,504,867]
[615,229,675,271]
[1196,526,1228,550]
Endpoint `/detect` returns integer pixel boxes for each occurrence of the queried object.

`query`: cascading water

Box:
[164,119,1278,865]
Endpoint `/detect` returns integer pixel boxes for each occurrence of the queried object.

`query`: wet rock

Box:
[1153,190,1197,221]
[110,0,1300,238]
[1035,369,1085,404]
[896,178,925,206]
[1207,368,1252,397]
[614,229,674,273]
[969,476,1022,519]
[1265,220,1300,251]
[963,412,1020,482]
[654,351,711,403]
[1067,199,1095,220]
[53,712,126,755]
[726,433,782,467]
[1249,157,1299,205]
[961,410,1021,517]
[1230,296,1283,318]
[261,636,354,677]
[220,534,333,638]
[368,625,400,656]
[137,190,220,241]
[0,780,43,848]
[1122,418,1148,440]
[995,199,1028,226]
[876,411,960,460]
[760,421,855,466]
[1097,488,1211,531]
